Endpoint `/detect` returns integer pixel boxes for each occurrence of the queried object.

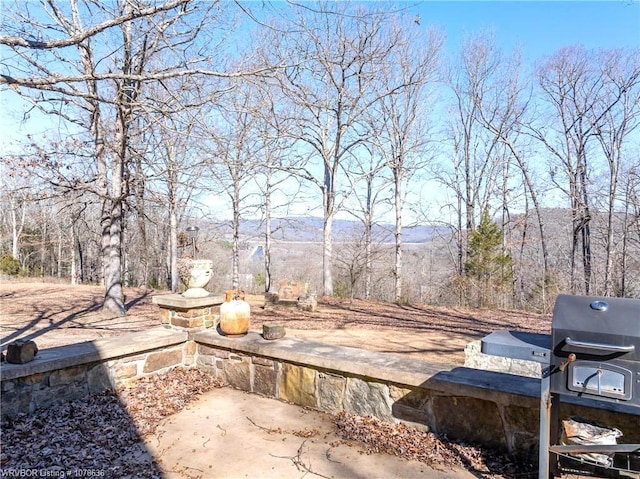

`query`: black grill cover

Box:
[551,294,640,405]
[552,295,640,362]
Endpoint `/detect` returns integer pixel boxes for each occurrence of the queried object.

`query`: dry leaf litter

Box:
[334,413,535,478]
[1,367,534,478]
[1,367,222,478]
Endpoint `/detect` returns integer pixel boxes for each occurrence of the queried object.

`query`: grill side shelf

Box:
[549,444,640,455]
[481,330,551,364]
[550,444,640,476]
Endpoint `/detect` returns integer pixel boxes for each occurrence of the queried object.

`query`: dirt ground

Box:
[0,281,552,365]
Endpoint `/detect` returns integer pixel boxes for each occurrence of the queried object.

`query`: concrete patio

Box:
[145,386,479,479]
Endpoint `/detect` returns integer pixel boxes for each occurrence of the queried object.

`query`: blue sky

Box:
[3,1,637,146]
[409,1,639,60]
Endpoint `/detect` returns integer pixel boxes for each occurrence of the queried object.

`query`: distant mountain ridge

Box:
[211,216,442,244]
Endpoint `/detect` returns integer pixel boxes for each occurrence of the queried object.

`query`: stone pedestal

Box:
[153,294,225,336]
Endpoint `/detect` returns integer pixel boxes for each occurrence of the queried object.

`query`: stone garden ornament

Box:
[178,225,213,298]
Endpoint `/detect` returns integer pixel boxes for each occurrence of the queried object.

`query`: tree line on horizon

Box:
[0,1,639,314]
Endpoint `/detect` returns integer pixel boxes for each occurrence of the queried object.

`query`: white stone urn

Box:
[179,259,213,298]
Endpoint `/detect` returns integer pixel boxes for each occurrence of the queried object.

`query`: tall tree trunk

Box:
[40,213,47,278]
[135,158,149,287]
[104,196,125,315]
[578,150,592,295]
[71,228,77,285]
[394,169,403,303]
[232,183,241,290]
[57,228,62,279]
[364,211,372,301]
[264,183,272,294]
[77,235,84,284]
[103,132,126,315]
[323,212,334,296]
[169,202,179,292]
[322,171,335,295]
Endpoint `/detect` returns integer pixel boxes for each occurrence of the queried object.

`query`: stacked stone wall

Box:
[153,293,223,336]
[2,325,638,465]
[193,332,640,463]
[1,329,188,417]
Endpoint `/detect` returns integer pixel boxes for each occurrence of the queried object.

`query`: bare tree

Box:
[199,83,265,290]
[443,33,514,304]
[532,46,631,295]
[259,2,403,296]
[250,87,301,294]
[462,43,555,309]
[0,0,265,313]
[591,49,640,295]
[0,173,29,261]
[371,23,443,302]
[342,143,392,300]
[142,96,204,291]
[620,164,640,296]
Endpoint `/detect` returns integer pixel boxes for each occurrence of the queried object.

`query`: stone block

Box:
[317,372,345,413]
[203,315,217,328]
[464,340,541,378]
[198,344,229,358]
[181,307,209,319]
[172,316,204,328]
[196,355,215,367]
[264,292,279,304]
[184,341,197,356]
[297,295,317,312]
[277,280,307,300]
[159,308,172,324]
[391,403,432,431]
[2,381,15,392]
[344,378,393,421]
[263,323,286,340]
[143,349,183,373]
[6,339,38,364]
[183,342,196,366]
[278,363,316,408]
[49,366,85,386]
[253,364,277,396]
[1,388,33,417]
[112,362,138,380]
[431,395,506,449]
[23,373,46,386]
[32,383,87,411]
[502,405,539,455]
[390,385,430,409]
[223,360,251,391]
[252,356,274,367]
[87,364,113,394]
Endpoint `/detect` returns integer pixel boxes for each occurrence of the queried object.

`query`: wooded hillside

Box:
[1,1,638,314]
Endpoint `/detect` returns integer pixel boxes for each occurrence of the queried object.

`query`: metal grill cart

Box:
[481,295,640,479]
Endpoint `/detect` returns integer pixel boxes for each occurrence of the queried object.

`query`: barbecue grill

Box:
[481,294,640,479]
[550,295,639,406]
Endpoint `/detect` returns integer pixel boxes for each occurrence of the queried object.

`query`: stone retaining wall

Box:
[1,327,638,465]
[0,329,188,417]
[194,331,640,462]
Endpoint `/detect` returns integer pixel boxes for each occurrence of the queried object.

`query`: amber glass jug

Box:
[219,290,250,336]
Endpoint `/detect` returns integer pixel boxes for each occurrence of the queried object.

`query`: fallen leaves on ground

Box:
[334,412,535,478]
[117,366,222,437]
[0,367,222,478]
[1,365,535,479]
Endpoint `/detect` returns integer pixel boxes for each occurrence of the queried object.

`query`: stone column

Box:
[153,293,224,338]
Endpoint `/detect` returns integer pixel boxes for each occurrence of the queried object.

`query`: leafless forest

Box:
[1,1,639,315]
